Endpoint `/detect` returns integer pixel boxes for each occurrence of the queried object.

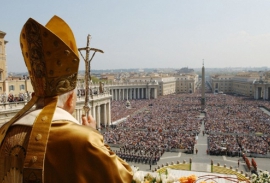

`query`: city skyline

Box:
[1,0,270,73]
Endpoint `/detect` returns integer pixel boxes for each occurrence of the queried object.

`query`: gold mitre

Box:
[20,15,79,97]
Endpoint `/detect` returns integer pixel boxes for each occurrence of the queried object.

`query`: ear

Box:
[66,91,75,108]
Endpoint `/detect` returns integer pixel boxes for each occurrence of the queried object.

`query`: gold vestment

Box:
[46,121,133,182]
[0,108,133,183]
[0,15,133,183]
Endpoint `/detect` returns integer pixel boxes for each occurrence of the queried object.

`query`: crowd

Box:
[205,94,270,155]
[103,94,203,163]
[0,93,29,103]
[104,93,270,163]
[110,100,150,121]
[115,144,164,165]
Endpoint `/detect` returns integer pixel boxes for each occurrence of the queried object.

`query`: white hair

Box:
[35,89,76,109]
[57,89,76,108]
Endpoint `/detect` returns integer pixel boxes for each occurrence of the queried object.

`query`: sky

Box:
[1,0,270,73]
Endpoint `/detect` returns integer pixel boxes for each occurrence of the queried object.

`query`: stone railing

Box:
[0,101,27,110]
[0,93,112,125]
[86,81,158,87]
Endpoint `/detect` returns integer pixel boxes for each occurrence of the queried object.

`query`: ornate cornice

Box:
[0,31,6,38]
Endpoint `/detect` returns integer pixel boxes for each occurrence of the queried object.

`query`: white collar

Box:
[14,107,80,126]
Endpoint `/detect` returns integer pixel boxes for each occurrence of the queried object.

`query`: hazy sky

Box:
[1,0,270,72]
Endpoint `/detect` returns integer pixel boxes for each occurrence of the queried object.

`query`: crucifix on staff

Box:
[78,34,104,119]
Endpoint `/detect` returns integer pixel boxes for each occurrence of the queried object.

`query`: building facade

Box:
[210,71,270,100]
[0,31,8,94]
[175,74,198,94]
[0,31,33,100]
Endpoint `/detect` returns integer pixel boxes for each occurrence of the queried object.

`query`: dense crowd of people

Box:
[110,100,149,121]
[104,94,203,163]
[103,93,270,163]
[205,94,270,155]
[0,93,29,103]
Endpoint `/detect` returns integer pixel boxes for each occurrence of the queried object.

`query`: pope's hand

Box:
[82,114,96,129]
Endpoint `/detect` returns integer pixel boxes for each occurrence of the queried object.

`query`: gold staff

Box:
[78,34,104,117]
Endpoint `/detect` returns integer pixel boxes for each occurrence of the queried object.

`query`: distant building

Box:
[210,71,270,100]
[177,67,194,74]
[175,73,198,94]
[100,73,115,82]
[0,31,8,93]
[210,74,234,94]
[128,73,198,96]
[0,30,33,98]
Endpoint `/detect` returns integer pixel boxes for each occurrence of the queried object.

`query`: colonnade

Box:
[254,84,270,100]
[110,87,157,101]
[74,93,112,130]
[0,97,112,130]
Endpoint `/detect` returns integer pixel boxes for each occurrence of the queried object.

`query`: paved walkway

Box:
[192,121,211,172]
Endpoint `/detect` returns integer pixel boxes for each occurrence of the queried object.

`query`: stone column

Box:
[115,89,118,100]
[126,89,129,100]
[129,88,132,99]
[107,102,111,125]
[92,105,96,121]
[118,89,121,100]
[142,88,144,99]
[119,89,121,100]
[96,105,101,130]
[254,86,258,99]
[76,108,82,124]
[122,89,124,100]
[154,88,157,98]
[4,80,9,94]
[119,89,122,100]
[264,85,267,100]
[137,88,140,99]
[103,104,107,127]
[133,88,136,99]
[111,89,114,100]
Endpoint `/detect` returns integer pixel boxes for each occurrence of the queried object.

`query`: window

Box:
[9,85,15,91]
[20,85,25,90]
